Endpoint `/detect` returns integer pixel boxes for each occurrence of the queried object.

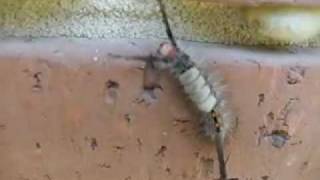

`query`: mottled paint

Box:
[0,0,320,47]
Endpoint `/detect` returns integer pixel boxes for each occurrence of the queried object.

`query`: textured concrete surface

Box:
[208,0,320,5]
[0,39,320,180]
[1,0,320,47]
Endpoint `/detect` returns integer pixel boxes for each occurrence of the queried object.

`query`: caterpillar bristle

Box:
[215,101,236,142]
[204,70,235,142]
[200,112,216,138]
[198,62,235,139]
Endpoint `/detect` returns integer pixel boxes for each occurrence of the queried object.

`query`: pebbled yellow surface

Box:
[0,0,320,47]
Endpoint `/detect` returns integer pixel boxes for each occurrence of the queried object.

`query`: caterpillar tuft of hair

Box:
[155,43,236,142]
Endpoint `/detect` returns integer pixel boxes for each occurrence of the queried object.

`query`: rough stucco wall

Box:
[0,0,320,47]
[0,39,320,180]
[206,0,320,5]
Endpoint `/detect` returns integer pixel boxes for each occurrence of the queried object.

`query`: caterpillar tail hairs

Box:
[155,0,237,179]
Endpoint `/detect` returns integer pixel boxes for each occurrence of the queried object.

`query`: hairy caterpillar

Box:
[155,43,235,142]
[154,42,235,179]
[155,0,235,179]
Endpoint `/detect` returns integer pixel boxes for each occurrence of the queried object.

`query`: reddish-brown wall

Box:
[0,39,319,180]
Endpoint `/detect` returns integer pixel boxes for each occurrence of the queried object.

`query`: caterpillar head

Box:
[157,42,178,60]
[153,42,179,70]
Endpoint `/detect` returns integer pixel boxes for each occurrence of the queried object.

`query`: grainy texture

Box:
[0,39,320,180]
[201,0,320,5]
[0,0,320,47]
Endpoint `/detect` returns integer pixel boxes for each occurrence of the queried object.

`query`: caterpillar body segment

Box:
[198,95,217,113]
[184,75,206,94]
[189,84,211,104]
[156,43,235,142]
[178,67,200,85]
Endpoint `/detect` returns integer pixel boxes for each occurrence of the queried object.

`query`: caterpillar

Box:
[155,42,235,143]
[154,40,235,180]
[155,0,237,179]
